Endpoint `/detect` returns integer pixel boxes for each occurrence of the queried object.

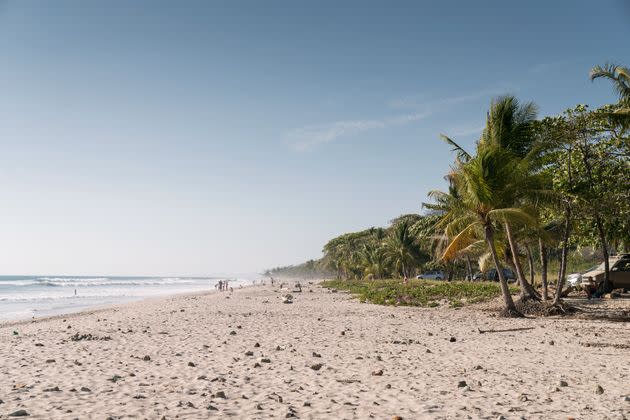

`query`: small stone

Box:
[254,342,260,348]
[303,401,311,407]
[214,391,227,399]
[392,417,403,420]
[310,363,323,371]
[449,337,456,342]
[385,384,392,389]
[8,410,29,417]
[254,362,261,368]
[372,369,384,376]
[312,352,321,358]
[256,403,263,410]
[229,331,237,335]
[623,396,630,402]
[43,386,61,392]
[188,362,196,367]
[143,355,151,361]
[457,380,467,388]
[549,340,555,345]
[80,387,91,392]
[595,385,604,395]
[46,359,56,363]
[260,358,271,363]
[35,343,44,347]
[207,404,218,411]
[425,349,432,353]
[559,380,568,387]
[245,351,254,356]
[197,375,207,380]
[340,331,345,336]
[474,365,483,370]
[520,394,528,402]
[376,355,382,361]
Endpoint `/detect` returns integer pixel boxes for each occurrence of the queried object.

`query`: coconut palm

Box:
[382,220,426,278]
[590,63,630,112]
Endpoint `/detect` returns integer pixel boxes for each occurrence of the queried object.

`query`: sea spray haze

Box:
[0,275,258,320]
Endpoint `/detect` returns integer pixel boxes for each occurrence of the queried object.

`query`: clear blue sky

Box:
[0,0,628,275]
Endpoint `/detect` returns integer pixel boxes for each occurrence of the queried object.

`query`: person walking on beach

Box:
[217,280,223,291]
[224,279,229,291]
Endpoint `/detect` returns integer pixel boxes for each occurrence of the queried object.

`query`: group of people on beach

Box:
[216,279,232,292]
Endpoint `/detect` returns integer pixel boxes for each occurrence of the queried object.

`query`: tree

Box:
[382,220,427,278]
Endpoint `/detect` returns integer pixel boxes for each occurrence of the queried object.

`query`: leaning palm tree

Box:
[439,145,525,317]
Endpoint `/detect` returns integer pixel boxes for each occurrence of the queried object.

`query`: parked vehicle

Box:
[472,268,516,282]
[416,270,445,280]
[578,254,630,292]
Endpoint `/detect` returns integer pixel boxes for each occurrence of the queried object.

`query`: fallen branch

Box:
[477,327,535,334]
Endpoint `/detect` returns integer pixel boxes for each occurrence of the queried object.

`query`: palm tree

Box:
[590,63,630,113]
[439,145,525,317]
[382,220,426,278]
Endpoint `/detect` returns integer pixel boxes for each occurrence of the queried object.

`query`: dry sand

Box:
[1,281,629,419]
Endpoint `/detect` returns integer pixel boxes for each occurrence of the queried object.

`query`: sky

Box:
[0,0,628,276]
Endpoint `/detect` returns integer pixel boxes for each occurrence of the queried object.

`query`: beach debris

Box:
[282,294,294,304]
[595,385,604,395]
[8,410,29,417]
[477,327,535,334]
[188,362,196,367]
[12,331,18,336]
[371,369,384,376]
[457,380,467,388]
[71,333,111,341]
[310,363,323,371]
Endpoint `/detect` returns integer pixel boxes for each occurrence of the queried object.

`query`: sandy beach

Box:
[1,281,629,419]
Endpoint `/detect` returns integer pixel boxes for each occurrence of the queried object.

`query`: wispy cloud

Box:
[286,86,516,151]
[287,112,431,151]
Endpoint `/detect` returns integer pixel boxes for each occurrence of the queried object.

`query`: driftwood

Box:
[477,327,535,334]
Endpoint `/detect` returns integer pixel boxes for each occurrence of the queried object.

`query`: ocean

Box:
[0,275,257,321]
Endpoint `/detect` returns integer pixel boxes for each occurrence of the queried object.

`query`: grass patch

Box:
[321,278,518,308]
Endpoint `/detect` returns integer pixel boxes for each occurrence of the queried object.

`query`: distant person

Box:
[217,280,223,291]
[224,279,229,291]
[74,288,77,296]
[270,277,274,286]
[403,276,409,286]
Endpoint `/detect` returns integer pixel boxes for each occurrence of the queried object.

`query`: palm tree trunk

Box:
[465,256,473,281]
[485,224,521,316]
[504,222,539,300]
[525,245,535,286]
[539,238,548,301]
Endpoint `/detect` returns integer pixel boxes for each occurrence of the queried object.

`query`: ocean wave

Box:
[34,278,197,287]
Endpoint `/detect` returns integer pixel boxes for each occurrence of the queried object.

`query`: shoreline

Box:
[1,279,628,419]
